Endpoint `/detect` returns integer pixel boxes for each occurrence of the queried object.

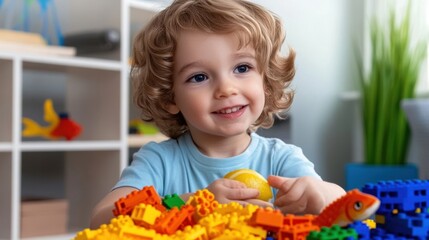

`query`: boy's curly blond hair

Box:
[132,0,295,139]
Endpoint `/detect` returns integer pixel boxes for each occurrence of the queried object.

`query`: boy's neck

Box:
[189,132,252,158]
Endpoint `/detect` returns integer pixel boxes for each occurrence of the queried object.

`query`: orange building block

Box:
[278,222,320,240]
[153,205,195,235]
[113,186,166,216]
[188,189,219,221]
[283,214,315,226]
[249,207,284,232]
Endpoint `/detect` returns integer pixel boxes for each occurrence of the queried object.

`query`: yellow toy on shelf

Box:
[22,99,82,140]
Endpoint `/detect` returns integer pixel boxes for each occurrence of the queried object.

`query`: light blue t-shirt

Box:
[114,132,321,197]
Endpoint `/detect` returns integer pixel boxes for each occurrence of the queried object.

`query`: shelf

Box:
[128,133,168,147]
[0,52,121,71]
[128,0,169,12]
[19,141,123,152]
[0,143,12,152]
[0,0,165,238]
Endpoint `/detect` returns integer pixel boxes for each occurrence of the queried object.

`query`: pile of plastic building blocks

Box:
[74,179,429,240]
[362,179,429,239]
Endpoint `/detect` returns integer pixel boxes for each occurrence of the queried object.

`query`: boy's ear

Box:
[166,103,180,114]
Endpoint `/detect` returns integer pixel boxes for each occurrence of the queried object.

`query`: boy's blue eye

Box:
[188,74,207,83]
[234,64,250,73]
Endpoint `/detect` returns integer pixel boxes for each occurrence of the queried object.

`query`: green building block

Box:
[307,225,358,240]
[162,194,185,209]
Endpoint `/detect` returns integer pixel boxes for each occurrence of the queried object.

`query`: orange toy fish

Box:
[313,189,380,227]
[22,99,82,140]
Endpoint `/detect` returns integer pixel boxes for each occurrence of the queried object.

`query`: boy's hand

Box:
[268,175,326,215]
[206,179,273,208]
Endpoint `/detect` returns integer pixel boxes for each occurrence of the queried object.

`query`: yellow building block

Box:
[363,219,376,229]
[198,213,229,238]
[131,203,162,228]
[228,220,267,238]
[118,225,158,239]
[212,229,263,240]
[175,225,209,240]
[74,228,101,240]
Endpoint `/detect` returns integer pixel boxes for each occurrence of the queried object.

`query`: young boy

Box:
[90,0,345,228]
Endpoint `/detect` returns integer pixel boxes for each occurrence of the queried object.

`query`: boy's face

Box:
[169,30,265,141]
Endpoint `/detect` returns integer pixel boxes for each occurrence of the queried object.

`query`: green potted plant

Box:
[346,4,427,189]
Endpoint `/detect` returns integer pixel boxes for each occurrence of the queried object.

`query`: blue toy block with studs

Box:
[347,221,370,240]
[362,179,429,214]
[370,228,409,240]
[378,212,429,239]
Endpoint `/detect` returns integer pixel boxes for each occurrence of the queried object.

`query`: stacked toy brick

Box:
[362,179,429,239]
[74,186,368,240]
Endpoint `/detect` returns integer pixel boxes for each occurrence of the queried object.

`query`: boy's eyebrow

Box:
[176,61,201,74]
[233,52,256,60]
[176,52,257,75]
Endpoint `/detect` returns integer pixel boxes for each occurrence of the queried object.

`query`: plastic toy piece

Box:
[113,186,166,216]
[187,189,219,221]
[248,207,283,232]
[229,221,267,238]
[362,219,376,229]
[198,212,229,239]
[313,189,380,227]
[362,179,429,214]
[76,181,429,240]
[50,112,82,140]
[22,99,82,140]
[74,228,102,240]
[175,225,208,240]
[370,228,409,240]
[307,225,358,240]
[117,224,158,239]
[278,222,319,240]
[348,221,371,239]
[379,212,429,239]
[163,194,185,210]
[283,214,315,226]
[212,229,262,240]
[153,205,195,235]
[131,203,162,228]
[129,119,160,135]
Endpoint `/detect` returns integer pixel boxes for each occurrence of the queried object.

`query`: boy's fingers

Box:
[245,199,274,208]
[268,175,295,191]
[226,187,259,200]
[222,179,247,189]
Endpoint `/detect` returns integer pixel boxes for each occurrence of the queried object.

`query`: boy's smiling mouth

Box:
[213,105,247,114]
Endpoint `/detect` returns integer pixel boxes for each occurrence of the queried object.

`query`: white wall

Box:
[252,0,365,186]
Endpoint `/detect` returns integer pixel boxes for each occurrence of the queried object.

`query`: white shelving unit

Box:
[0,1,168,239]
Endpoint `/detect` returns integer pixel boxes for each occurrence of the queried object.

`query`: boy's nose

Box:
[214,77,238,99]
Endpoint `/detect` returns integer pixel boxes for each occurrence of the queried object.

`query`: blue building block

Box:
[362,179,429,214]
[379,212,429,239]
[347,221,370,239]
[370,228,408,240]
